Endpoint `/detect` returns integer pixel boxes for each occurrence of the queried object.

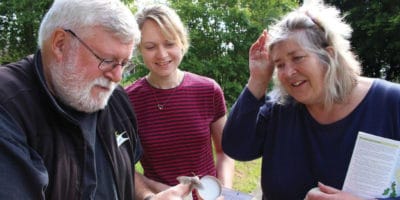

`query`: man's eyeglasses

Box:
[64,29,135,72]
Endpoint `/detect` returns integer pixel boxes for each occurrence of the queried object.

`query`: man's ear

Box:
[51,29,67,62]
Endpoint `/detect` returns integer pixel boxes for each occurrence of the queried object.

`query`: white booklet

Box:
[342,131,400,199]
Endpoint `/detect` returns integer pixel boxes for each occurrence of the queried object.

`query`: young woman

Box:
[125,5,234,200]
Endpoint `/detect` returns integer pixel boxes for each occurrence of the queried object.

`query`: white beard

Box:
[50,52,117,113]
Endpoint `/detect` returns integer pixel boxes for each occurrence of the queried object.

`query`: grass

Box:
[135,158,262,194]
[233,158,262,193]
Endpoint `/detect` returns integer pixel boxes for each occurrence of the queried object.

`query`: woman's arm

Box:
[211,115,235,188]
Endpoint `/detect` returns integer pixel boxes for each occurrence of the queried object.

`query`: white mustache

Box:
[93,77,117,90]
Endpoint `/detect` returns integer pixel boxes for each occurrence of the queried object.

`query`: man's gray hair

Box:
[38,0,140,48]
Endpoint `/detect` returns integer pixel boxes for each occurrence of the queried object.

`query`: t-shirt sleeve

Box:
[212,80,227,122]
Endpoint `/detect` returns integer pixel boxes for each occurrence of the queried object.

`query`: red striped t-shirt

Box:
[125,72,227,186]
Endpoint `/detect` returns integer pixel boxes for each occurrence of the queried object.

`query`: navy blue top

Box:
[222,79,400,200]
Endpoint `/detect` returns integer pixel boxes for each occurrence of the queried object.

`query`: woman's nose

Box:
[156,46,168,58]
[284,64,297,77]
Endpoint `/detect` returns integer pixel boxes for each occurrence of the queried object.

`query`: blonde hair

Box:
[135,4,190,55]
[268,0,361,107]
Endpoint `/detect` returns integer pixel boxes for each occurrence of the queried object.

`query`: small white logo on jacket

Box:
[115,131,129,147]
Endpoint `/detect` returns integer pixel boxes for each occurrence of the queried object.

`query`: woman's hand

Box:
[247,30,274,99]
[304,182,364,200]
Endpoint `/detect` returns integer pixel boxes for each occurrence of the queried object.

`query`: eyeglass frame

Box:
[63,29,135,72]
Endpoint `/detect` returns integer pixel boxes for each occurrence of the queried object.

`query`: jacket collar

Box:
[33,50,81,123]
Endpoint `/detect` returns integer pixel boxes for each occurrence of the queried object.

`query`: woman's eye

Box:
[165,39,176,46]
[293,56,305,62]
[166,42,175,47]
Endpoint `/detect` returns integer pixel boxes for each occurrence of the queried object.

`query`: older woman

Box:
[222,1,400,200]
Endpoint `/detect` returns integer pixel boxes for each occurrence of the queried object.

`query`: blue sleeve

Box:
[222,87,267,161]
[0,106,48,199]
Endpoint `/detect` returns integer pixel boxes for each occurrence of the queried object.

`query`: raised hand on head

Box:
[248,30,275,99]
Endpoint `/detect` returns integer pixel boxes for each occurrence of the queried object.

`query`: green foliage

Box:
[3,0,400,105]
[0,0,52,64]
[124,0,298,107]
[167,0,298,107]
[326,0,400,82]
[0,0,298,106]
[0,0,136,64]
